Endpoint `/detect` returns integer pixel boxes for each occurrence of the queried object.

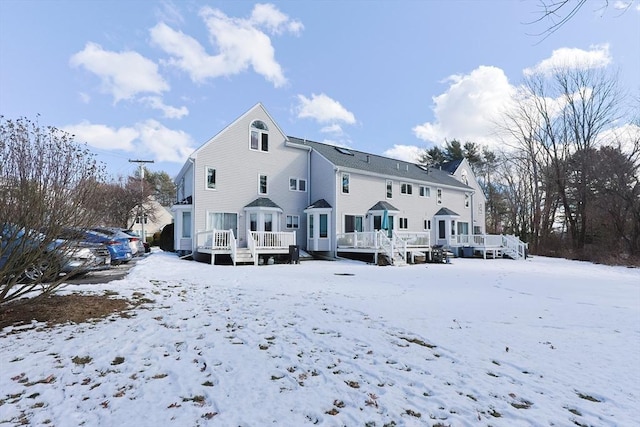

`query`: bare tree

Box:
[527,1,634,41]
[1,116,105,304]
[499,66,623,255]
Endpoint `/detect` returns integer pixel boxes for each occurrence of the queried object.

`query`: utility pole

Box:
[129,159,155,243]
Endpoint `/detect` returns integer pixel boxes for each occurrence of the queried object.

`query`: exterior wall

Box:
[130,200,173,242]
[449,159,487,234]
[191,105,309,248]
[334,170,473,239]
[308,152,337,249]
[176,161,194,202]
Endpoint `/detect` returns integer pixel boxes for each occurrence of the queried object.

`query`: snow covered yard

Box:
[1,253,638,427]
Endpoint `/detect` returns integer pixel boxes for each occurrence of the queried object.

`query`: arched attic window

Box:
[250,120,269,152]
[461,170,468,185]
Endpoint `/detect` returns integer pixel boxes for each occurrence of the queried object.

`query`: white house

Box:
[129,197,173,243]
[172,103,526,265]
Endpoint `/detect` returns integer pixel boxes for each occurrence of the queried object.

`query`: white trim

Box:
[258,173,268,195]
[205,166,216,190]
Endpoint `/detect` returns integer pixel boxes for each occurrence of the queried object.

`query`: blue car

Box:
[83,230,133,265]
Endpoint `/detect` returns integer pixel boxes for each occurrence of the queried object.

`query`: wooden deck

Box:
[196,230,297,265]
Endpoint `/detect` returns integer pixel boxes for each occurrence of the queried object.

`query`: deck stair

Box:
[233,248,255,265]
[501,235,527,260]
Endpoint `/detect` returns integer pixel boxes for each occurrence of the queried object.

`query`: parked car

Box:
[92,227,143,257]
[121,229,146,256]
[55,229,112,277]
[1,225,111,283]
[84,229,133,265]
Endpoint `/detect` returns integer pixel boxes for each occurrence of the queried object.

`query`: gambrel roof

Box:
[290,137,472,190]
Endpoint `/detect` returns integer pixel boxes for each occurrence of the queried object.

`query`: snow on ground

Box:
[1,253,639,426]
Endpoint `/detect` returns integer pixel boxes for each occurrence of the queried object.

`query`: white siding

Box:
[191,104,309,248]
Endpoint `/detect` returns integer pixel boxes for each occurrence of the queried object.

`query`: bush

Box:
[159,224,174,252]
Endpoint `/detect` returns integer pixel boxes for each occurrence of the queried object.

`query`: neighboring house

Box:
[129,197,173,242]
[172,103,526,265]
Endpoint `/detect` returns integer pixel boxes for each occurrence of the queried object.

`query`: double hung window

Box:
[250,120,269,152]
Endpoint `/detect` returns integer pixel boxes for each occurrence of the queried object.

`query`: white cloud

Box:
[613,1,633,10]
[78,92,91,104]
[524,45,612,76]
[296,94,356,125]
[62,121,138,151]
[63,120,195,163]
[70,42,169,102]
[250,3,304,35]
[155,0,185,25]
[382,145,423,163]
[136,119,195,163]
[150,4,301,87]
[413,66,513,149]
[320,124,343,134]
[141,96,189,119]
[596,123,640,156]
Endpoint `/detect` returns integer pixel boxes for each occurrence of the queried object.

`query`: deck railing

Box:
[249,231,296,249]
[196,229,235,250]
[502,234,527,259]
[394,231,430,248]
[456,234,503,247]
[336,231,379,248]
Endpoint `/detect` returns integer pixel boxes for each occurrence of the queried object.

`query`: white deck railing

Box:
[196,229,235,250]
[394,231,431,248]
[336,231,379,248]
[249,231,296,249]
[456,234,503,247]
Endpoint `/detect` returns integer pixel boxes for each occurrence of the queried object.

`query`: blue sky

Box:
[1,1,638,179]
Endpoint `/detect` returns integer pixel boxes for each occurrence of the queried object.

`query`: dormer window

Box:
[250,120,269,152]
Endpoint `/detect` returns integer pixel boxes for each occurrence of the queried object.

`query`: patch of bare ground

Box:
[0,294,132,331]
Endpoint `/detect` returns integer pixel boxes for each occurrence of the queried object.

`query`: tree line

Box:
[419,67,639,265]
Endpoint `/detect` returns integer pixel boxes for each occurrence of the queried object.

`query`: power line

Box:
[129,159,155,240]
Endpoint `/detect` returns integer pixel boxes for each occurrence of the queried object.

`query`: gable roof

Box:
[368,201,399,211]
[290,137,471,190]
[435,207,460,216]
[438,159,463,174]
[244,197,282,210]
[306,199,332,209]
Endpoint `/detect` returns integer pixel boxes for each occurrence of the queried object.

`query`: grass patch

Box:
[488,408,502,417]
[405,409,421,418]
[511,400,533,409]
[111,356,125,366]
[399,336,436,348]
[182,395,206,406]
[576,392,601,402]
[71,356,92,366]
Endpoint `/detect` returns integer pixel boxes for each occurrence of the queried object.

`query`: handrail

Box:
[394,231,430,248]
[196,229,233,250]
[377,230,394,261]
[336,231,378,248]
[229,229,237,266]
[247,229,257,265]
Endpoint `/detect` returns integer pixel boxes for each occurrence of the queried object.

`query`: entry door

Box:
[438,220,446,244]
[209,212,238,238]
